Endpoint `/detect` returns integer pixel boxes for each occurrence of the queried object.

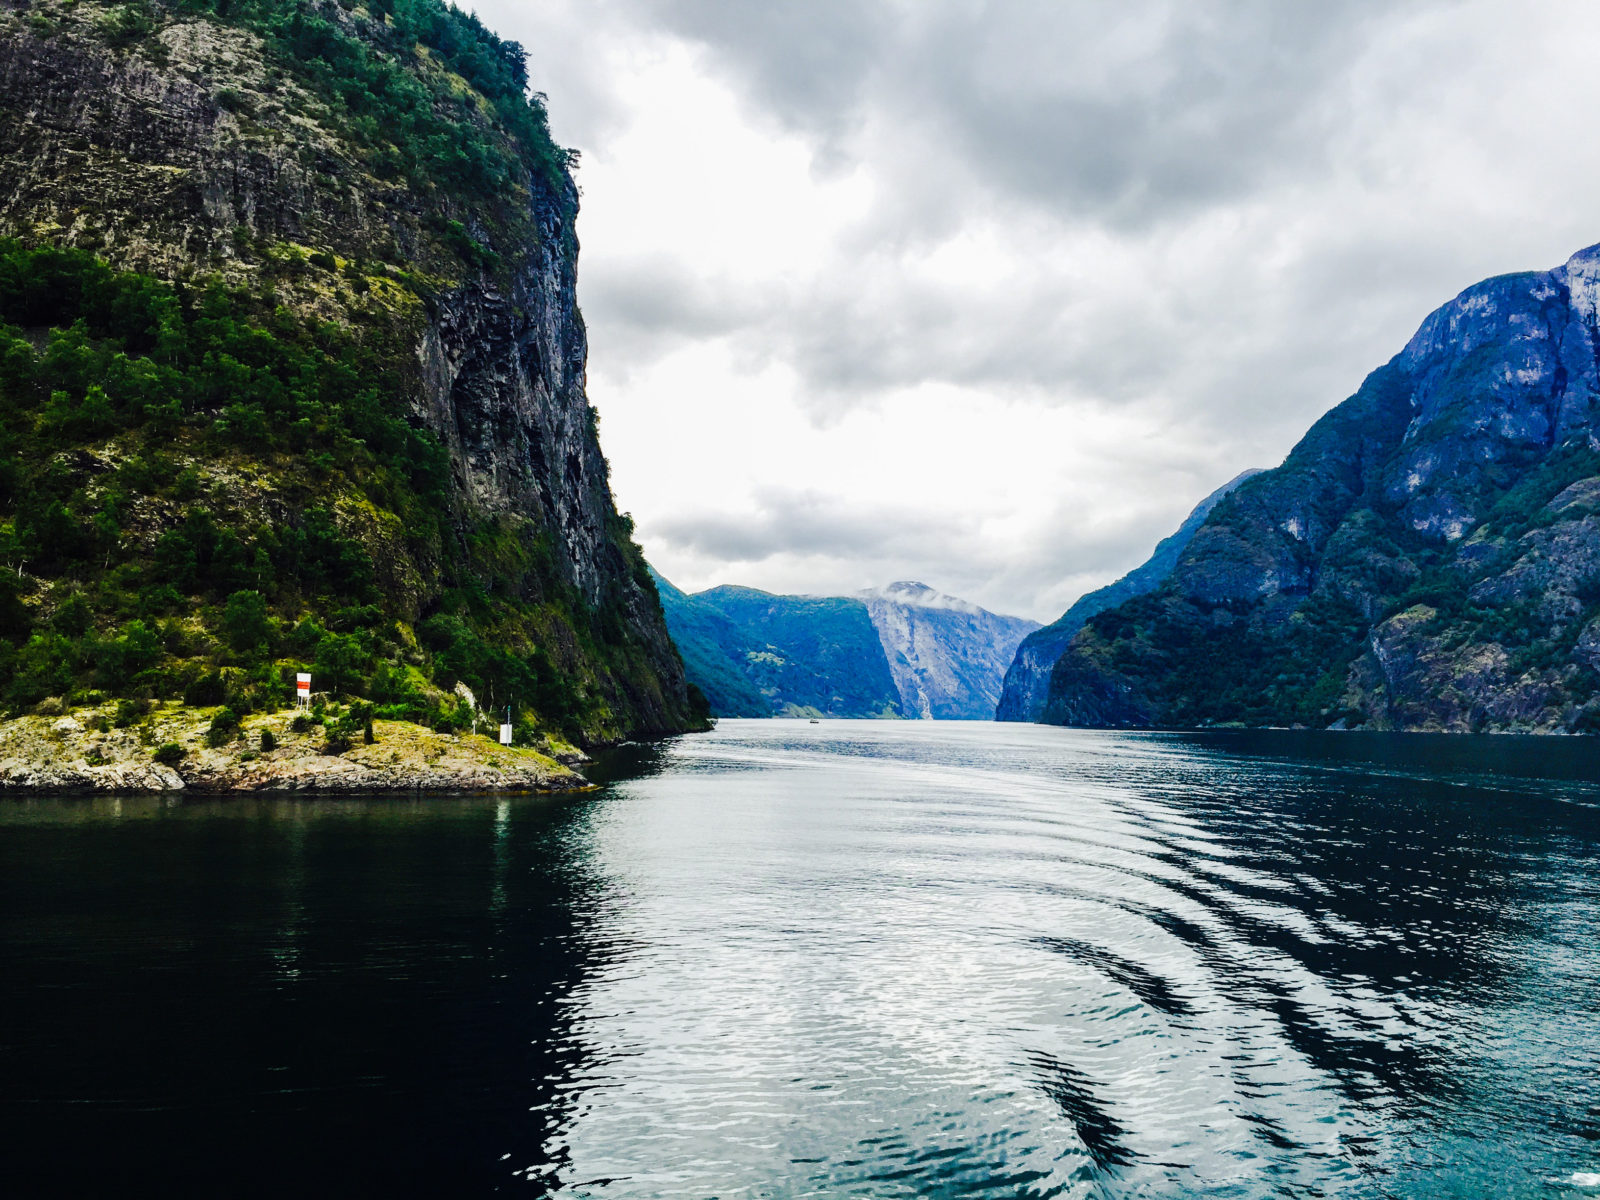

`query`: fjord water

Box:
[2,723,1598,1197]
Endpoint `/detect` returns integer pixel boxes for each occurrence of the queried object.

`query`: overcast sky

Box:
[472,0,1600,621]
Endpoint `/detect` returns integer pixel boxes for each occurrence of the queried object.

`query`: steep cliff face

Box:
[1043,244,1600,734]
[995,471,1258,722]
[860,582,1037,719]
[0,0,701,742]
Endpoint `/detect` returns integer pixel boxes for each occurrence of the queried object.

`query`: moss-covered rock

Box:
[0,700,589,791]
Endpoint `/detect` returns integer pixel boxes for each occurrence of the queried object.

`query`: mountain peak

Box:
[1560,242,1600,325]
[1562,241,1600,273]
[858,581,984,615]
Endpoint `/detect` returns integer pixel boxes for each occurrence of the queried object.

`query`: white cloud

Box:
[471,0,1600,621]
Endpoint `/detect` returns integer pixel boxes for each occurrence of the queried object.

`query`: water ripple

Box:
[541,722,1600,1197]
[2,721,1597,1197]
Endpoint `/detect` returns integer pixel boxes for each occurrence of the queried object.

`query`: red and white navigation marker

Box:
[296,672,311,707]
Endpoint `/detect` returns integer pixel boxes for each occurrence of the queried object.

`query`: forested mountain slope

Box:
[996,471,1257,722]
[1044,244,1600,734]
[647,573,769,718]
[0,0,704,746]
[657,579,905,719]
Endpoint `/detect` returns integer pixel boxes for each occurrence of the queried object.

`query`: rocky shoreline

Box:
[0,703,593,793]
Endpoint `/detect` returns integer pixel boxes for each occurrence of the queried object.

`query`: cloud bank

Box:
[473,0,1600,620]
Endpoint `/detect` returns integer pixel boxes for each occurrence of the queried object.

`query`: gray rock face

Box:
[0,14,390,283]
[415,188,617,610]
[1467,516,1600,623]
[1346,605,1569,733]
[1577,618,1600,672]
[859,582,1039,720]
[0,8,605,595]
[995,471,1259,722]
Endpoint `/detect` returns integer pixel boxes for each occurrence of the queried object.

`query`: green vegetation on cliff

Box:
[0,237,633,737]
[649,572,768,718]
[165,0,574,199]
[0,0,705,746]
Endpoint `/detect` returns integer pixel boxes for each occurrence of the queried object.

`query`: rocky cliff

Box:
[0,0,703,746]
[861,581,1037,719]
[996,471,1258,722]
[1043,243,1600,734]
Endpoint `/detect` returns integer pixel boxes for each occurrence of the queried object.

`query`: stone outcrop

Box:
[860,582,1037,720]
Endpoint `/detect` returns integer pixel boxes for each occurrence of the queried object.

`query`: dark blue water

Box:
[2,721,1598,1197]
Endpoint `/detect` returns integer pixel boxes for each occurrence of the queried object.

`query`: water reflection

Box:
[2,726,1598,1198]
[0,791,620,1196]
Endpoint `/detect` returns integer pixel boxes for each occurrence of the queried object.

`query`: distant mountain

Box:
[1043,243,1600,734]
[651,575,904,718]
[995,471,1259,722]
[693,586,906,718]
[654,575,1037,719]
[861,582,1039,719]
[648,575,771,717]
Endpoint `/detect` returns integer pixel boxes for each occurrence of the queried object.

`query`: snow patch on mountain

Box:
[856,581,987,616]
[859,584,1040,720]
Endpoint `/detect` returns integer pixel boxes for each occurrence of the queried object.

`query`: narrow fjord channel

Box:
[3,721,1598,1197]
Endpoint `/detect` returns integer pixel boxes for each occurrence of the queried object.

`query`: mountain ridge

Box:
[1042,241,1600,734]
[858,580,987,615]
